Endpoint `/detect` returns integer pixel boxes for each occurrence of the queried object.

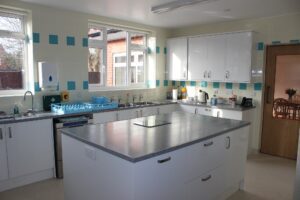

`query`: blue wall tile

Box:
[190,81,196,86]
[272,41,281,45]
[172,81,176,86]
[66,36,75,46]
[239,83,247,90]
[163,80,168,87]
[254,82,262,91]
[156,80,160,87]
[82,38,88,47]
[67,81,76,90]
[180,81,186,87]
[213,82,220,89]
[147,47,152,54]
[290,39,300,44]
[164,47,167,54]
[83,80,89,90]
[225,83,233,89]
[156,46,160,54]
[257,42,264,51]
[49,34,58,45]
[34,82,41,92]
[33,32,40,43]
[200,81,207,88]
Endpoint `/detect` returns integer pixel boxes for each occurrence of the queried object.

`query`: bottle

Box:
[13,104,19,115]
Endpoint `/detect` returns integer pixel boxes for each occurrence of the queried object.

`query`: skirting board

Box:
[0,169,54,192]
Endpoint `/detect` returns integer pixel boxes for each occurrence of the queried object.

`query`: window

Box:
[0,9,31,94]
[88,23,147,89]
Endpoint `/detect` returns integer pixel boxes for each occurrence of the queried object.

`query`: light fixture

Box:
[151,0,218,14]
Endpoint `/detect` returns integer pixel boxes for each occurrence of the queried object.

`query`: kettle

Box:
[198,90,209,103]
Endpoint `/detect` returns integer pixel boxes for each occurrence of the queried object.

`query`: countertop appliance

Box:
[43,95,61,111]
[241,97,253,107]
[53,114,93,178]
[199,90,209,103]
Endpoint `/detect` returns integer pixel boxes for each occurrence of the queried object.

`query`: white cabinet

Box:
[225,32,252,83]
[0,125,8,181]
[93,111,118,124]
[134,149,187,200]
[179,104,198,114]
[118,109,140,120]
[158,104,178,114]
[5,119,54,178]
[166,37,188,80]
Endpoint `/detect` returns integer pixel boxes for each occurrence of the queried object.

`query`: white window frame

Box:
[0,7,33,96]
[88,22,148,91]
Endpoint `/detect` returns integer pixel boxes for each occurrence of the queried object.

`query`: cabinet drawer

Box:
[186,165,226,200]
[188,135,226,180]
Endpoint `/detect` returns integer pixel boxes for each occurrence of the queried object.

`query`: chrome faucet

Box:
[23,91,34,112]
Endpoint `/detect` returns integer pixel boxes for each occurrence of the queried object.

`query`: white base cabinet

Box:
[62,126,249,200]
[0,119,55,192]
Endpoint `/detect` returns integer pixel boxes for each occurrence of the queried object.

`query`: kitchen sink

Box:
[118,102,155,108]
[133,101,154,106]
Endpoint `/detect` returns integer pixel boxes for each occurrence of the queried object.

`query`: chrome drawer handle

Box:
[157,157,171,164]
[204,141,213,147]
[8,127,12,138]
[201,175,212,182]
[226,136,231,149]
[0,128,3,140]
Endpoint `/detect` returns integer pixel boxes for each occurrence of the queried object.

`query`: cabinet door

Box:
[166,38,188,80]
[134,149,188,200]
[197,107,213,116]
[188,36,208,80]
[93,111,118,124]
[158,104,178,114]
[207,35,226,81]
[225,32,252,82]
[179,105,197,114]
[118,109,140,120]
[6,119,54,178]
[141,107,158,117]
[0,125,8,181]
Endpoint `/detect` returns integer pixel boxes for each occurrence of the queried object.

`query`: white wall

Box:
[166,13,300,151]
[0,0,171,113]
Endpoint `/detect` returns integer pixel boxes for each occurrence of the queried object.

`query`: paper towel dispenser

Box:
[38,62,58,90]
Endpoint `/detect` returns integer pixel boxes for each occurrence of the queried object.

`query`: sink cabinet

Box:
[0,119,55,192]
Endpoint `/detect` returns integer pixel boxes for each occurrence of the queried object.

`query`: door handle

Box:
[266,86,271,104]
[157,108,160,115]
[201,175,212,182]
[194,108,198,114]
[136,110,139,118]
[204,141,213,147]
[140,110,143,117]
[8,127,12,138]
[157,156,171,164]
[0,128,3,140]
[226,136,231,149]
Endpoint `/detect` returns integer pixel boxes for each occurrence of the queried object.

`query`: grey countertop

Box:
[61,111,250,163]
[179,100,256,111]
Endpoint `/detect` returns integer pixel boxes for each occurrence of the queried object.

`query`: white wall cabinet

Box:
[0,125,8,181]
[170,31,254,82]
[166,37,188,80]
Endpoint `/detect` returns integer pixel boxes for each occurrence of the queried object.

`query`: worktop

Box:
[61,111,250,162]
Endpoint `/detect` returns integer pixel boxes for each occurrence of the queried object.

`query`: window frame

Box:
[88,22,148,91]
[0,7,33,96]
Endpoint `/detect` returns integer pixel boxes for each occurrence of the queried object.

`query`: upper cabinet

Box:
[168,31,254,83]
[166,37,188,80]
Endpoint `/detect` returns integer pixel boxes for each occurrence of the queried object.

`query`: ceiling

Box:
[19,0,300,28]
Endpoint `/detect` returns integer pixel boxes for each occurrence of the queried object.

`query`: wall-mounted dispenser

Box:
[38,62,58,90]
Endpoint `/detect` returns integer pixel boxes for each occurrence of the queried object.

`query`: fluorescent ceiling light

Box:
[151,0,218,14]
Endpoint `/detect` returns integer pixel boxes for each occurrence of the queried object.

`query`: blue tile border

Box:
[257,42,264,51]
[272,41,281,45]
[239,83,247,90]
[147,47,152,54]
[156,80,160,87]
[172,81,176,86]
[66,36,75,46]
[200,81,207,88]
[225,83,233,89]
[34,82,41,92]
[213,82,220,89]
[156,46,160,54]
[49,34,58,45]
[163,80,168,87]
[33,32,40,43]
[82,38,88,47]
[180,81,186,87]
[290,39,300,44]
[190,81,196,86]
[83,80,89,90]
[254,82,262,91]
[67,81,76,90]
[164,47,167,54]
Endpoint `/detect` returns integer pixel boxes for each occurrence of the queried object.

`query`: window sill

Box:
[88,84,153,92]
[0,89,34,97]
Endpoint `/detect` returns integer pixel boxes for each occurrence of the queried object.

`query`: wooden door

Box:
[261,44,300,159]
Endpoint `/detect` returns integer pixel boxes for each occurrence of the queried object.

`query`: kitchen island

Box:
[61,111,250,200]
